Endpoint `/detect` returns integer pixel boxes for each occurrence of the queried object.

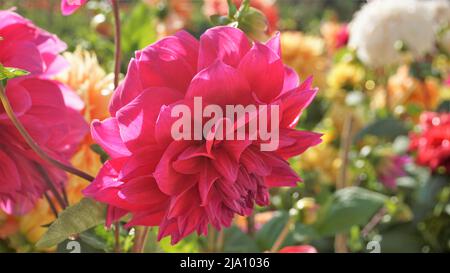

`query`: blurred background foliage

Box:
[0,0,449,253]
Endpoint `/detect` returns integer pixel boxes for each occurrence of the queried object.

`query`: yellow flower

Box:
[281,31,327,90]
[18,199,55,247]
[297,131,341,185]
[326,62,365,97]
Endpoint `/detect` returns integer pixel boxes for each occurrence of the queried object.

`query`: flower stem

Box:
[132,226,149,253]
[0,82,94,182]
[110,0,121,89]
[114,222,121,253]
[334,113,354,253]
[34,163,68,210]
[44,191,59,218]
[270,217,295,253]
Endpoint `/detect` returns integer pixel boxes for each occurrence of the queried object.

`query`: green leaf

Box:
[315,187,388,236]
[36,198,106,249]
[90,144,110,163]
[0,64,30,80]
[255,211,289,251]
[437,100,450,113]
[378,224,425,253]
[227,0,237,18]
[223,226,260,253]
[354,118,409,142]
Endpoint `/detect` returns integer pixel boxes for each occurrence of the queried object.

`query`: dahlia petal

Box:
[1,41,44,75]
[109,59,143,116]
[61,0,88,16]
[282,66,300,93]
[125,209,167,227]
[238,43,284,102]
[265,32,281,56]
[240,147,272,176]
[118,176,168,207]
[0,150,21,193]
[0,81,31,120]
[280,87,318,128]
[116,87,183,151]
[221,139,252,162]
[198,164,220,205]
[118,146,164,180]
[91,118,131,158]
[82,158,126,198]
[154,141,197,195]
[211,150,239,181]
[263,153,300,187]
[198,26,251,70]
[105,206,128,227]
[137,35,197,93]
[186,60,252,106]
[277,129,322,159]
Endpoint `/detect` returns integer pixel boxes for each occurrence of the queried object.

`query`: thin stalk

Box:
[44,192,59,218]
[216,230,225,252]
[114,222,121,253]
[0,83,94,182]
[334,113,354,253]
[270,217,295,253]
[247,213,256,237]
[110,0,122,89]
[361,207,387,237]
[132,226,150,253]
[34,163,68,210]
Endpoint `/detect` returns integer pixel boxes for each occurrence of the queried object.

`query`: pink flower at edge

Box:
[335,24,349,49]
[279,245,318,253]
[61,0,88,16]
[0,10,68,77]
[83,26,322,244]
[377,155,411,189]
[0,10,88,215]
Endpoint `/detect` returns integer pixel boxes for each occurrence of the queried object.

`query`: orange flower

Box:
[387,65,440,111]
[234,211,275,232]
[0,212,18,239]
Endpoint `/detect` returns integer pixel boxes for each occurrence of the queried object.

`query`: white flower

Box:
[422,0,450,26]
[349,0,436,68]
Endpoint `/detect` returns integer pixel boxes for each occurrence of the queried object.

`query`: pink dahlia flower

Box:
[1,78,88,214]
[84,26,322,244]
[377,155,411,189]
[61,0,88,16]
[0,10,68,77]
[0,10,88,214]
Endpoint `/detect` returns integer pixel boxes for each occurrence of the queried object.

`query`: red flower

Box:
[279,245,318,253]
[410,112,450,174]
